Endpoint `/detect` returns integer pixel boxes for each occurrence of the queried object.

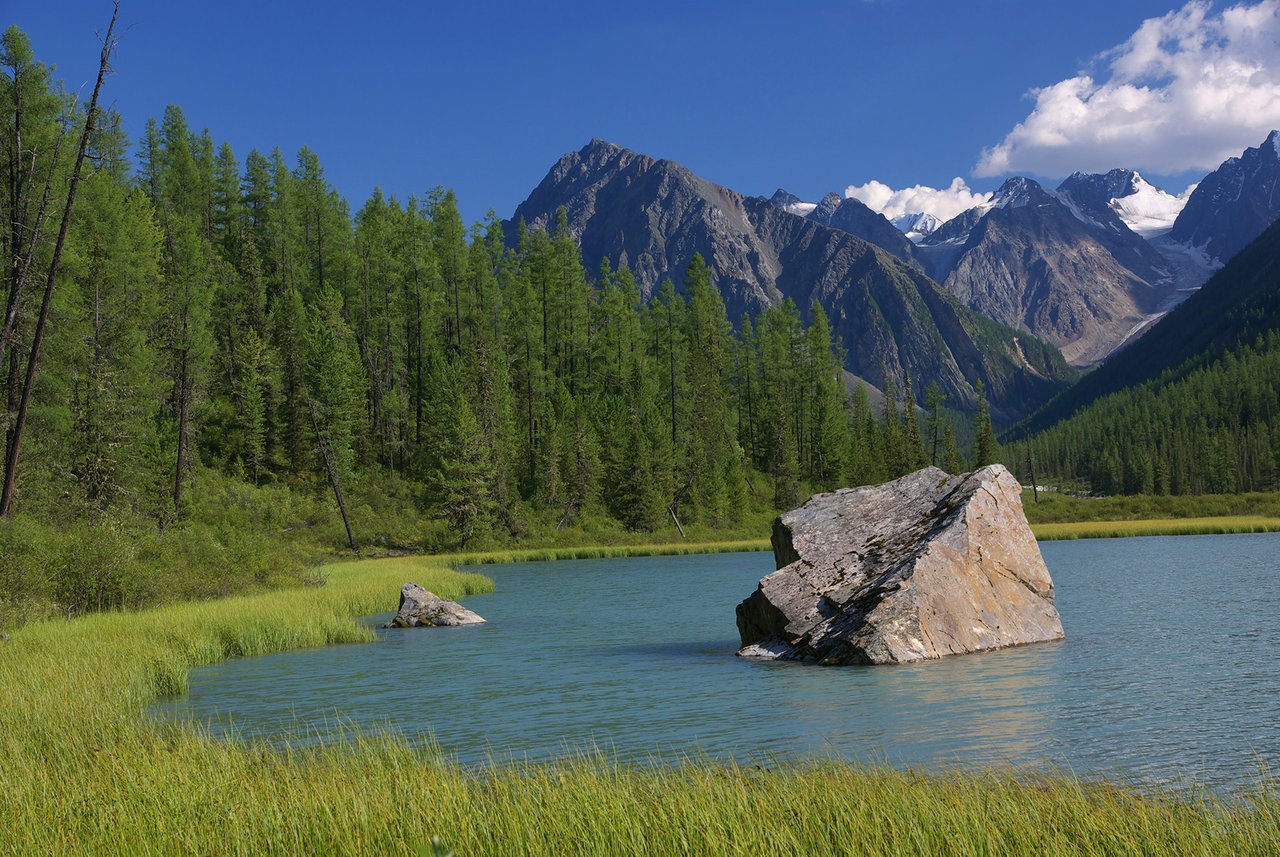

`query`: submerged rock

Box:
[382,583,486,628]
[736,465,1063,665]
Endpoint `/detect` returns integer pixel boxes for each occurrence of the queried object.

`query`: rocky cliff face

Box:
[736,465,1064,665]
[1169,130,1280,265]
[508,140,1074,418]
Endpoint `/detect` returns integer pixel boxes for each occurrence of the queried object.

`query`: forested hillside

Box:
[0,26,992,619]
[1021,217,1280,494]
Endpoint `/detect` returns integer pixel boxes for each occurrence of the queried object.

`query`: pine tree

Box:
[923,382,945,466]
[429,376,497,548]
[942,419,966,473]
[901,373,926,471]
[973,379,999,467]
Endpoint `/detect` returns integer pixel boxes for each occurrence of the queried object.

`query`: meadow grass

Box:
[1031,515,1280,540]
[3,551,1280,854]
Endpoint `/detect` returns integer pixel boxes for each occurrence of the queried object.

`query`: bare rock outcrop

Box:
[736,465,1063,665]
[382,583,486,629]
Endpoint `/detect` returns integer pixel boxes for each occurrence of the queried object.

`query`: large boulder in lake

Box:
[736,465,1063,665]
[382,583,486,628]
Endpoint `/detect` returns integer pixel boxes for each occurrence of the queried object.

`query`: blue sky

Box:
[11,1,1280,224]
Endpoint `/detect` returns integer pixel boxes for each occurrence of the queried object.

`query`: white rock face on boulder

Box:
[382,583,486,629]
[736,465,1063,665]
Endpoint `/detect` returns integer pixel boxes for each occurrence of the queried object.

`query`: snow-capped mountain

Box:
[1056,169,1189,238]
[914,175,1181,366]
[1169,130,1280,264]
[751,132,1280,369]
[1109,175,1190,238]
[891,212,942,242]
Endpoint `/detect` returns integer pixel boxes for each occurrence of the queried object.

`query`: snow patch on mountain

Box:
[891,211,942,242]
[1110,176,1193,238]
[767,188,818,219]
[1148,233,1223,291]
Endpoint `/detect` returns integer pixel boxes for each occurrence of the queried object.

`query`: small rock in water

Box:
[382,582,486,628]
[736,465,1064,665]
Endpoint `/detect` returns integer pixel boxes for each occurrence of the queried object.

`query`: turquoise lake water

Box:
[153,533,1280,789]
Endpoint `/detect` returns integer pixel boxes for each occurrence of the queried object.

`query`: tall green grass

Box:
[2,552,1279,854]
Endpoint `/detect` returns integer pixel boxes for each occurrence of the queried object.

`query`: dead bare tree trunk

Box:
[172,344,189,516]
[1025,438,1040,504]
[1,3,118,519]
[309,400,358,552]
[1,128,66,378]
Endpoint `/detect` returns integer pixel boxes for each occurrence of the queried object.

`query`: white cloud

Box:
[975,0,1280,177]
[843,177,993,222]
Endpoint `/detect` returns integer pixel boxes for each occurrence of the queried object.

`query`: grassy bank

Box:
[1021,489,1280,523]
[439,538,771,567]
[2,553,1279,854]
[1020,489,1280,540]
[1032,515,1280,540]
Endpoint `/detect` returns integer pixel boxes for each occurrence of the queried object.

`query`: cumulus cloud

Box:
[844,177,993,222]
[975,0,1280,177]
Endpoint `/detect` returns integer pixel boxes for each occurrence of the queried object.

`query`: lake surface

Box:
[154,534,1280,789]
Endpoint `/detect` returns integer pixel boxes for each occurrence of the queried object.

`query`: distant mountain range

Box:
[508,131,1280,419]
[507,140,1073,420]
[769,131,1280,368]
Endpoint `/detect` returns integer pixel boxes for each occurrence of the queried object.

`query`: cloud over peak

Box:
[975,0,1280,178]
[844,177,992,223]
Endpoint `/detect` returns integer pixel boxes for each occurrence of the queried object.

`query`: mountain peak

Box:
[583,138,624,153]
[992,176,1052,208]
[769,188,802,207]
[767,188,818,218]
[1170,129,1280,261]
[891,211,943,242]
[809,191,844,222]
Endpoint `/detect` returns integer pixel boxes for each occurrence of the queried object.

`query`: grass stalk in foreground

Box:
[2,554,1279,854]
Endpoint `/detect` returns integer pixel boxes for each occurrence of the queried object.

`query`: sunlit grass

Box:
[1032,515,1280,540]
[2,546,1279,853]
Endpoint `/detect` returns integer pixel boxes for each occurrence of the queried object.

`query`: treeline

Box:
[2,24,998,577]
[1022,332,1280,495]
